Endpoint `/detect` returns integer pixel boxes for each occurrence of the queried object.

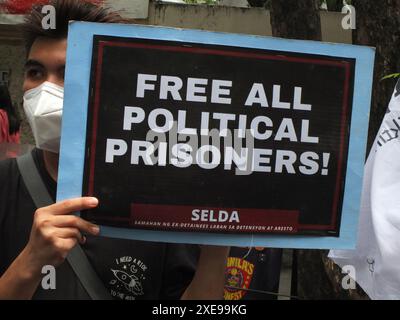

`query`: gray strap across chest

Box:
[16,152,111,300]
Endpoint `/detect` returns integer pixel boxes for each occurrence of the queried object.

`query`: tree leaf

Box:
[381,73,400,81]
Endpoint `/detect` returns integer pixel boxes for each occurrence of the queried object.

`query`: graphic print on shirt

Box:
[109,255,147,300]
[224,256,254,300]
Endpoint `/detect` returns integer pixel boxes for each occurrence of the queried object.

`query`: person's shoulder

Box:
[0,156,20,192]
[0,149,39,178]
[0,157,18,179]
[0,157,20,222]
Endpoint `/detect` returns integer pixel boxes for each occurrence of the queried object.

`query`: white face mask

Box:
[23,81,64,153]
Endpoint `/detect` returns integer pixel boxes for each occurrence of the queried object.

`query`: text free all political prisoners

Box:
[101,73,331,176]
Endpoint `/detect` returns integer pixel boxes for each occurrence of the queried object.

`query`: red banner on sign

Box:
[130,203,299,234]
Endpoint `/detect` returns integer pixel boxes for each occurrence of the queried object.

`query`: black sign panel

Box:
[82,35,355,236]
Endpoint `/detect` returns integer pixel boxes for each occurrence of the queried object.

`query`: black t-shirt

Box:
[0,149,199,300]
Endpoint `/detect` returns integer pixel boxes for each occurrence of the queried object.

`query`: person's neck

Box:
[43,150,59,182]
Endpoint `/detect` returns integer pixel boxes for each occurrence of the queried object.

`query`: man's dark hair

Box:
[0,85,20,135]
[22,0,126,52]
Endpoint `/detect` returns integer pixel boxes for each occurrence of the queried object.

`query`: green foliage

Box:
[381,73,400,81]
[320,0,352,11]
[325,0,343,11]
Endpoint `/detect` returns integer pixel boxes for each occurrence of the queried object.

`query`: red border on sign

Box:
[92,204,300,234]
[87,39,352,233]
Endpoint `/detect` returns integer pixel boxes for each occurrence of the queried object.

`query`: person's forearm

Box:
[0,247,42,299]
[181,246,229,300]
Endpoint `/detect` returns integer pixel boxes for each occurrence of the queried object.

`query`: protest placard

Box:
[58,22,374,248]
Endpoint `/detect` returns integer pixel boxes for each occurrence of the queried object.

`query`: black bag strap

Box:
[16,151,112,300]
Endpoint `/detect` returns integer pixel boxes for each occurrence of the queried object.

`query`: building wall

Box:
[320,11,352,44]
[146,4,272,36]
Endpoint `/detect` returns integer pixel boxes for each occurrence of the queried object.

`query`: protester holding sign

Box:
[0,0,228,300]
[52,0,373,253]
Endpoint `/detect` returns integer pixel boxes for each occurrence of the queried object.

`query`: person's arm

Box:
[0,197,100,299]
[181,245,229,300]
[0,247,43,299]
